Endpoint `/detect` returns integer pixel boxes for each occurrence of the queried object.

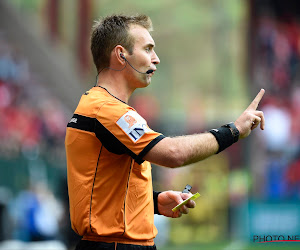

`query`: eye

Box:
[145,47,151,53]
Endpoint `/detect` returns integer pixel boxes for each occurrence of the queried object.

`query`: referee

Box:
[65,14,265,250]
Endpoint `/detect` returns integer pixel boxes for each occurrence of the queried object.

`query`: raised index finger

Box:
[247,89,265,111]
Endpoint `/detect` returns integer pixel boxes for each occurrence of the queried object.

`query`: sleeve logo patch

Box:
[117,110,151,142]
[124,115,137,128]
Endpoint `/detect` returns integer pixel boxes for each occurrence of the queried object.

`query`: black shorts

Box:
[75,240,157,250]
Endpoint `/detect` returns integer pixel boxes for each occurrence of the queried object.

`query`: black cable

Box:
[94,64,127,87]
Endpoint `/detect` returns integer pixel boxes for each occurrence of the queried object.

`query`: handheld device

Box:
[172,192,201,212]
[182,184,192,193]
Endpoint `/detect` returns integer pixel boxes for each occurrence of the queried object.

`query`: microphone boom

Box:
[121,54,153,74]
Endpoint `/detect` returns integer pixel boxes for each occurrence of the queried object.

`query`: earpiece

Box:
[120,53,125,59]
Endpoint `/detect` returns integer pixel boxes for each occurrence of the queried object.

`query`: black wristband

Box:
[209,126,235,153]
[222,122,239,143]
[153,191,161,215]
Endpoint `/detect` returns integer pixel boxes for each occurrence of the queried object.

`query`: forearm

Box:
[170,133,218,166]
[144,132,219,168]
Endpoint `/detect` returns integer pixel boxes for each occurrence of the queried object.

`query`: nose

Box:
[152,50,160,65]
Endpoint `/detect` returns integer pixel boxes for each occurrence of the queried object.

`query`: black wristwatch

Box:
[222,122,239,143]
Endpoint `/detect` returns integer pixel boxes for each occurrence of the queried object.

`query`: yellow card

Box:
[172,192,201,212]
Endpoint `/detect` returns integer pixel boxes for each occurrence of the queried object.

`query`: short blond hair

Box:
[90,14,153,72]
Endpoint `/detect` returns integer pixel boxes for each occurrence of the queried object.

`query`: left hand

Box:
[157,191,196,218]
[234,89,265,139]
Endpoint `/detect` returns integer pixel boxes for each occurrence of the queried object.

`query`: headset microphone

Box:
[120,53,153,74]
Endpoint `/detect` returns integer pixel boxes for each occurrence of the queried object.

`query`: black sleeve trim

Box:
[153,191,161,215]
[67,114,95,132]
[135,135,166,165]
[94,119,137,159]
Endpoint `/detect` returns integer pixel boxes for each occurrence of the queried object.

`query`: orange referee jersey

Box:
[65,86,165,245]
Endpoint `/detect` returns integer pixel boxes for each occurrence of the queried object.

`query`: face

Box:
[124,25,160,88]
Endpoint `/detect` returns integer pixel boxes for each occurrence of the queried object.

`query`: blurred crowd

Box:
[0,32,76,249]
[0,33,69,161]
[253,15,300,200]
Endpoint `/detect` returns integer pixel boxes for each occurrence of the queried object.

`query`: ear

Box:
[114,45,126,64]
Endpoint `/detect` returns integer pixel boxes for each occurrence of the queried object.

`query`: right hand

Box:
[234,89,265,139]
[157,191,196,218]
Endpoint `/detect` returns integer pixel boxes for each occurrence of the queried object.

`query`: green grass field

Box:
[159,242,300,250]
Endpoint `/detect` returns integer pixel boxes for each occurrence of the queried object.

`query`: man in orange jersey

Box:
[65,14,265,250]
